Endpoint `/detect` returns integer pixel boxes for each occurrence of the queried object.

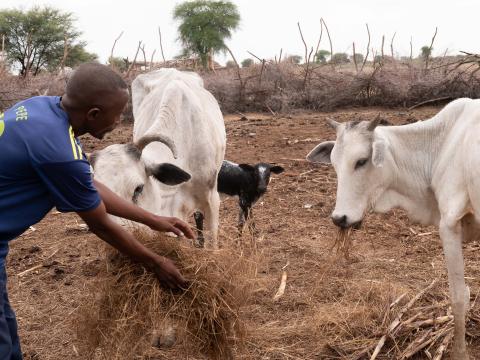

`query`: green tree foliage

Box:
[241,58,253,68]
[314,49,330,64]
[351,53,364,64]
[420,46,432,59]
[0,7,96,75]
[173,0,240,70]
[330,53,350,64]
[108,56,128,72]
[287,55,302,64]
[225,60,236,68]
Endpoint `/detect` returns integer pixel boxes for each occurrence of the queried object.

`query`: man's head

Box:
[61,62,129,139]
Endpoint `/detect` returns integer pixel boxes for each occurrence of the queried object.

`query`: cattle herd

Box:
[90,68,479,359]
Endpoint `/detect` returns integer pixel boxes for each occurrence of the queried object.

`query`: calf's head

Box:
[306,117,388,229]
[90,135,190,204]
[239,163,285,199]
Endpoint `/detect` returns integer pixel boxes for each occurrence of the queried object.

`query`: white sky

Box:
[2,0,479,65]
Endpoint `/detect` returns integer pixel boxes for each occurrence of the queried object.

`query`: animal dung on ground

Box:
[74,231,256,360]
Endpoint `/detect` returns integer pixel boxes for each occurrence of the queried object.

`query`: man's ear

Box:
[148,163,191,185]
[86,108,101,121]
[306,141,335,164]
[239,164,255,172]
[372,139,386,167]
[270,165,285,174]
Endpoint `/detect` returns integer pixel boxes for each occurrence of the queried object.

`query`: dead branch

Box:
[360,24,371,73]
[381,35,385,59]
[424,27,438,72]
[297,22,308,64]
[150,49,156,70]
[408,96,452,110]
[225,45,245,103]
[140,44,147,71]
[353,42,358,73]
[390,32,396,58]
[314,19,323,63]
[158,26,166,62]
[110,31,124,64]
[59,33,69,72]
[126,41,142,77]
[321,18,333,67]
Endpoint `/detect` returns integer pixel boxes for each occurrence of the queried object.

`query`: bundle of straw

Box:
[75,231,257,360]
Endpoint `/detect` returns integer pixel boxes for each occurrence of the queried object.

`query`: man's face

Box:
[87,89,129,139]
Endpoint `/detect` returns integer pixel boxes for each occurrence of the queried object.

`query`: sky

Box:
[1,0,479,65]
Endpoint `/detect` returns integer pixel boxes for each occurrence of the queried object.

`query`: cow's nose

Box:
[332,214,349,228]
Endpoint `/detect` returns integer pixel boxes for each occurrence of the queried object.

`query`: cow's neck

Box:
[374,117,452,225]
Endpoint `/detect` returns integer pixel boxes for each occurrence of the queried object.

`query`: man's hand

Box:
[148,215,195,240]
[152,255,188,290]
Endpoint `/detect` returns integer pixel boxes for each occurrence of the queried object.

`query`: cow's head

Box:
[90,134,191,204]
[306,116,389,229]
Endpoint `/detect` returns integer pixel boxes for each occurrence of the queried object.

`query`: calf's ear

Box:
[270,165,285,174]
[306,141,335,164]
[148,163,191,185]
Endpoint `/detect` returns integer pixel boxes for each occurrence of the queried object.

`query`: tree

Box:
[314,49,330,64]
[225,60,236,68]
[420,46,432,59]
[241,58,253,68]
[0,7,95,75]
[350,53,364,64]
[330,53,350,64]
[108,56,128,72]
[173,0,240,70]
[287,55,302,64]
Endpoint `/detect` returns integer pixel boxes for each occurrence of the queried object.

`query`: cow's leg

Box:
[439,214,468,360]
[203,191,220,249]
[193,211,205,248]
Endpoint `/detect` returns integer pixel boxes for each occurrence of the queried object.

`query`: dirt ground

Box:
[8,107,480,359]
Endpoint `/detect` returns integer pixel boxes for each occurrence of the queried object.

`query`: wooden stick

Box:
[273,271,287,301]
[126,41,142,77]
[360,24,371,73]
[433,332,453,360]
[370,279,438,360]
[158,26,166,62]
[17,264,43,277]
[408,96,452,110]
[321,18,333,67]
[110,31,124,64]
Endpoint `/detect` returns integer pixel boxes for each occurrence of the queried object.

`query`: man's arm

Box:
[93,179,195,239]
[77,201,187,289]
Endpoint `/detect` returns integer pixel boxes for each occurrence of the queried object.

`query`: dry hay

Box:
[324,279,480,359]
[333,228,354,261]
[74,231,258,360]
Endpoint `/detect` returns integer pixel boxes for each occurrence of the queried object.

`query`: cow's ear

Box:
[306,141,335,164]
[372,139,386,167]
[270,165,285,174]
[149,163,191,185]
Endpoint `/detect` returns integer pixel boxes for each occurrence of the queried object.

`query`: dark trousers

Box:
[0,261,22,360]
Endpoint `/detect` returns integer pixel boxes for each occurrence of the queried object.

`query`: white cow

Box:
[306,98,480,359]
[91,69,226,247]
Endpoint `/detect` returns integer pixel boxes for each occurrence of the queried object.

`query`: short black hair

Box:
[66,62,128,109]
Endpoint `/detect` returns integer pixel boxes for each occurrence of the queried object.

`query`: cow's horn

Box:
[367,114,383,131]
[135,134,178,158]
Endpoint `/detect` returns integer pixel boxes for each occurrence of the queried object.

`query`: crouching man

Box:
[0,63,194,359]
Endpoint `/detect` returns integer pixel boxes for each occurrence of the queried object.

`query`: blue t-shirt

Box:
[0,96,101,258]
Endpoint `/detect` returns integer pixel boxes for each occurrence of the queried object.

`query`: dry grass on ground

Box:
[7,108,480,359]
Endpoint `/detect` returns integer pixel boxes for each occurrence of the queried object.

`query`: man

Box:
[0,63,195,359]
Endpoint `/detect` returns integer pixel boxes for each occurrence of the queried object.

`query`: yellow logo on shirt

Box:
[0,112,4,137]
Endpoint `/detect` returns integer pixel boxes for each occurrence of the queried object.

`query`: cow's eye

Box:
[132,184,144,203]
[355,158,368,170]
